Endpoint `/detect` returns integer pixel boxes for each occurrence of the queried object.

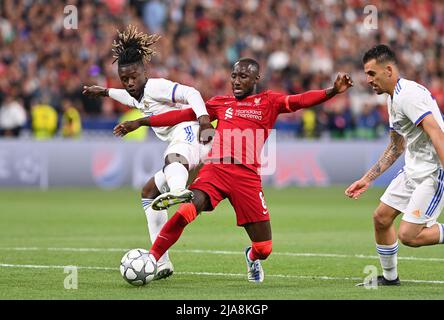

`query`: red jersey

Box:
[149,89,330,173]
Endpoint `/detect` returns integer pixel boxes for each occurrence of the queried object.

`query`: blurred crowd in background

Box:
[0,0,443,139]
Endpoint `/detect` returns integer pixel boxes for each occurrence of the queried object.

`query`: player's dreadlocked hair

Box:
[112,25,161,66]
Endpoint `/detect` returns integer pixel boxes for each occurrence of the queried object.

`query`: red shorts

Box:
[189,163,269,226]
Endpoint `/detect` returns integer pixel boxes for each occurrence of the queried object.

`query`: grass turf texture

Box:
[0,186,443,300]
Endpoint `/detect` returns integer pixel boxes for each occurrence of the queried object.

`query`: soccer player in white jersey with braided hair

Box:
[346,44,444,286]
[82,25,213,280]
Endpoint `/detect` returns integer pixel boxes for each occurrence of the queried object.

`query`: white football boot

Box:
[153,260,174,280]
[151,188,194,211]
[244,247,264,283]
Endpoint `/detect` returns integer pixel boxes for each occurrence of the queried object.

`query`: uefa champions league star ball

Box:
[120,248,157,286]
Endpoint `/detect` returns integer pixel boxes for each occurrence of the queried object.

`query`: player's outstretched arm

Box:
[278,73,353,112]
[326,73,354,97]
[82,85,139,107]
[420,114,444,167]
[113,108,198,137]
[82,85,109,98]
[345,130,405,199]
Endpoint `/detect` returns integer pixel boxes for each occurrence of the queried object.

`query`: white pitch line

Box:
[0,247,127,252]
[0,263,443,284]
[1,247,444,263]
[0,263,115,271]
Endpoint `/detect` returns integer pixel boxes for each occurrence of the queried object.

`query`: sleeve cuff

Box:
[108,88,118,99]
[171,83,178,103]
[415,111,432,126]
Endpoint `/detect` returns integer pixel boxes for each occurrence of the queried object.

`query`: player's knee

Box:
[373,209,392,230]
[165,154,189,170]
[141,186,150,198]
[141,184,157,199]
[252,240,272,260]
[397,231,419,247]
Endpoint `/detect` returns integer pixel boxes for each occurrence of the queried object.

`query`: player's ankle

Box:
[383,269,398,281]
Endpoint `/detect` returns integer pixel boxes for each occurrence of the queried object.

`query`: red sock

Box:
[150,203,197,261]
[249,240,273,261]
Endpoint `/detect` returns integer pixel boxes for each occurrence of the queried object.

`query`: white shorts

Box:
[380,169,444,227]
[163,124,211,170]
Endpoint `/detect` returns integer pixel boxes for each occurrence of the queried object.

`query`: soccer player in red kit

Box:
[114,58,353,282]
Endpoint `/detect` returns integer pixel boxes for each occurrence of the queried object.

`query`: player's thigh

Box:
[402,171,444,228]
[164,152,189,170]
[398,220,425,241]
[379,170,412,222]
[163,141,201,170]
[189,164,230,213]
[228,172,270,227]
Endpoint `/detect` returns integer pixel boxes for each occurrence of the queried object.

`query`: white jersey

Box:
[388,78,444,179]
[108,78,208,142]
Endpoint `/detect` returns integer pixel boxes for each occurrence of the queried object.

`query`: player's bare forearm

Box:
[82,85,109,97]
[432,137,444,168]
[430,132,444,168]
[113,117,148,137]
[346,131,404,199]
[197,115,213,144]
[362,131,405,182]
[198,115,210,124]
[421,114,444,167]
[325,86,337,98]
[135,117,151,127]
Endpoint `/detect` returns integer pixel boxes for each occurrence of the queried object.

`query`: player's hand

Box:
[332,73,353,94]
[197,115,214,145]
[82,85,108,97]
[345,178,370,200]
[113,120,140,137]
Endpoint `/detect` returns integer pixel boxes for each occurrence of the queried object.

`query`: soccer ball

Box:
[120,248,157,286]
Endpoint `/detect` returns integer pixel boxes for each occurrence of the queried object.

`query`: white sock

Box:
[439,223,444,244]
[376,242,398,281]
[164,162,188,192]
[142,198,169,264]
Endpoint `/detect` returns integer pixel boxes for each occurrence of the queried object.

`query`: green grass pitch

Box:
[0,186,443,300]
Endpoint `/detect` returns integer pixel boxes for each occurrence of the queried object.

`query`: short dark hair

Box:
[362,44,397,65]
[236,57,260,73]
[112,25,160,66]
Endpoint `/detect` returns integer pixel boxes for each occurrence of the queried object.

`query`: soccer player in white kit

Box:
[346,45,444,286]
[82,25,212,280]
